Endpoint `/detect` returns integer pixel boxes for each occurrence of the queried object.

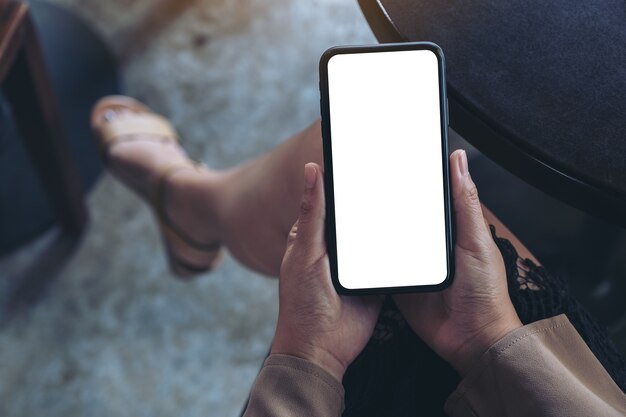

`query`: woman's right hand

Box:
[394,150,522,376]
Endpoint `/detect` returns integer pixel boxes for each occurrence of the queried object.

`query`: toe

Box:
[91,95,152,131]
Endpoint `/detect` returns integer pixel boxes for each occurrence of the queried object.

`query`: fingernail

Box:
[304,164,317,190]
[458,150,469,177]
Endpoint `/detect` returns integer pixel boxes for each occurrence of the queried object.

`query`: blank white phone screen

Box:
[327,49,448,290]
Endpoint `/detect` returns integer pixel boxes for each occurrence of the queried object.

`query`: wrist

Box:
[271,335,347,382]
[450,315,523,377]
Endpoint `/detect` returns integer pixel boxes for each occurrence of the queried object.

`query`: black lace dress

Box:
[342,226,626,417]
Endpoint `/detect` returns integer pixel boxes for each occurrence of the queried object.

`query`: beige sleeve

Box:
[445,314,626,417]
[243,354,344,417]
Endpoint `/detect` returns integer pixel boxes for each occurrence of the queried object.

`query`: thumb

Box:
[450,150,491,253]
[294,163,326,252]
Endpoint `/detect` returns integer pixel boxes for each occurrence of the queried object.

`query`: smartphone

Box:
[319,42,453,295]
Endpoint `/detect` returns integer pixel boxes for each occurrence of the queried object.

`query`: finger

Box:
[294,163,326,251]
[450,150,491,253]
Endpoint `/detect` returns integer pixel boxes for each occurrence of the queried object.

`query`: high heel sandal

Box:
[92,95,223,279]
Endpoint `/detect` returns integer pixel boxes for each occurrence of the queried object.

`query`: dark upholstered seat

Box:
[358,0,626,226]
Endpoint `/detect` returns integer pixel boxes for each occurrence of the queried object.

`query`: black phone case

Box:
[319,42,454,295]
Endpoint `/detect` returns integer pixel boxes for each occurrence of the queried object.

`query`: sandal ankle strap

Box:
[154,163,221,253]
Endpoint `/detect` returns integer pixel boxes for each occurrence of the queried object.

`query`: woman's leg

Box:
[208,121,324,275]
[160,120,323,276]
[96,104,324,276]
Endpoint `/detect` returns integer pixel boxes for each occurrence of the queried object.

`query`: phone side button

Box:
[446,97,450,126]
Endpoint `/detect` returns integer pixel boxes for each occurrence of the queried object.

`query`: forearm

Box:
[243,354,344,417]
[445,314,626,417]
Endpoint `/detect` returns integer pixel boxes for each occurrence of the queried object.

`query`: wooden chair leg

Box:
[4,12,87,236]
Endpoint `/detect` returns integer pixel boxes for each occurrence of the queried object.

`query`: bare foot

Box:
[91,96,224,278]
